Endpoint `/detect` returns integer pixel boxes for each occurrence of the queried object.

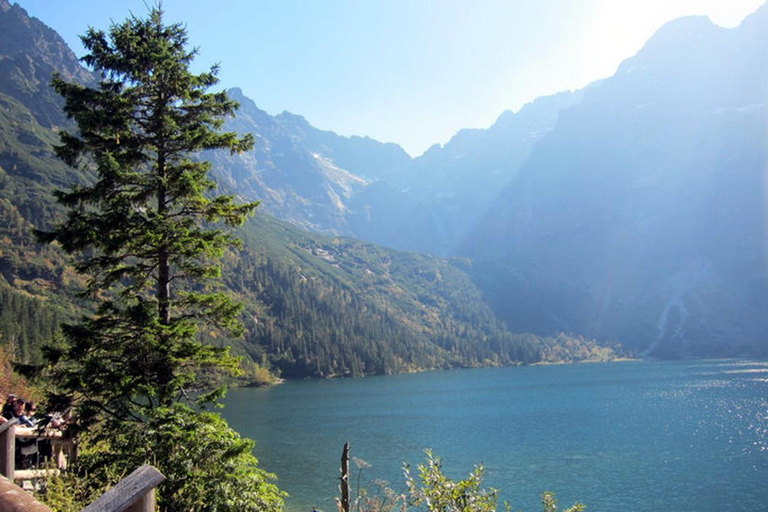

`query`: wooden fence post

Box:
[0,419,19,480]
[340,442,350,512]
[80,464,165,512]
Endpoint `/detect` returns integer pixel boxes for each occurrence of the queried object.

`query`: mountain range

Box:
[1,0,767,369]
[204,3,768,358]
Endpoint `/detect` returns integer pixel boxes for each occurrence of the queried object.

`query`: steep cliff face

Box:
[207,88,374,234]
[0,0,94,128]
[354,89,583,256]
[463,6,768,357]
[0,0,96,233]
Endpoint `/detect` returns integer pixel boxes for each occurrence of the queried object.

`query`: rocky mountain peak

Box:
[0,1,94,127]
[615,15,722,78]
[276,111,311,127]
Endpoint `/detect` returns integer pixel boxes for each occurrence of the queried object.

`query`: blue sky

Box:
[16,0,766,156]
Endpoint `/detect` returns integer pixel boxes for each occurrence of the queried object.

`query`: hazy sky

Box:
[16,0,766,156]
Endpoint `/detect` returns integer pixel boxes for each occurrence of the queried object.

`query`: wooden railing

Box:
[80,465,165,512]
[0,418,74,482]
[0,419,165,512]
[0,464,164,512]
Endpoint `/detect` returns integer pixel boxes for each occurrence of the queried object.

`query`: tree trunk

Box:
[157,153,170,326]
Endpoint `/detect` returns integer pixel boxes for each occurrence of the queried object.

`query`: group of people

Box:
[1,394,37,427]
[0,394,63,469]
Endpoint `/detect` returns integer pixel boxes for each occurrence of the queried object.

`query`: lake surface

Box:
[222,360,768,512]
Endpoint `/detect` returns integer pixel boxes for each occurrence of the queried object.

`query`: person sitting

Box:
[9,398,34,427]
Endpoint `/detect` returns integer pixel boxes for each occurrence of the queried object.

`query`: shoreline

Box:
[238,356,643,388]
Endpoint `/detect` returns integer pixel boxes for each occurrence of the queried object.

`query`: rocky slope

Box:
[462,5,768,356]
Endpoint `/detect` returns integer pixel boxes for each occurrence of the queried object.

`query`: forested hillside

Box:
[224,216,617,378]
[227,216,542,378]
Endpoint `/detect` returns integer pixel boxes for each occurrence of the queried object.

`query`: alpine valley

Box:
[1,0,767,380]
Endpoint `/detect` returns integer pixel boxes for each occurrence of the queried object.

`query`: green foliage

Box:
[42,298,241,430]
[224,216,618,379]
[538,333,621,364]
[36,463,99,512]
[34,6,282,512]
[400,451,584,512]
[38,405,285,512]
[44,11,257,318]
[405,450,498,512]
[540,492,584,512]
[238,356,276,386]
[228,216,548,378]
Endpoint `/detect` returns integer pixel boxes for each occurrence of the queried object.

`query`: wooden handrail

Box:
[0,420,75,481]
[13,426,74,472]
[80,464,165,512]
[0,464,165,512]
[14,428,64,439]
[0,420,19,436]
[0,418,164,512]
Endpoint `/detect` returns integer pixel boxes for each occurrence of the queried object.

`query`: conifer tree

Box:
[37,7,283,512]
[42,3,255,425]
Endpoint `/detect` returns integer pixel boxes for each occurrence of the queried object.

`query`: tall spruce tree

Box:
[37,8,283,512]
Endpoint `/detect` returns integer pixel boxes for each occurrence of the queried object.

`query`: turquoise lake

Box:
[222,360,768,512]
